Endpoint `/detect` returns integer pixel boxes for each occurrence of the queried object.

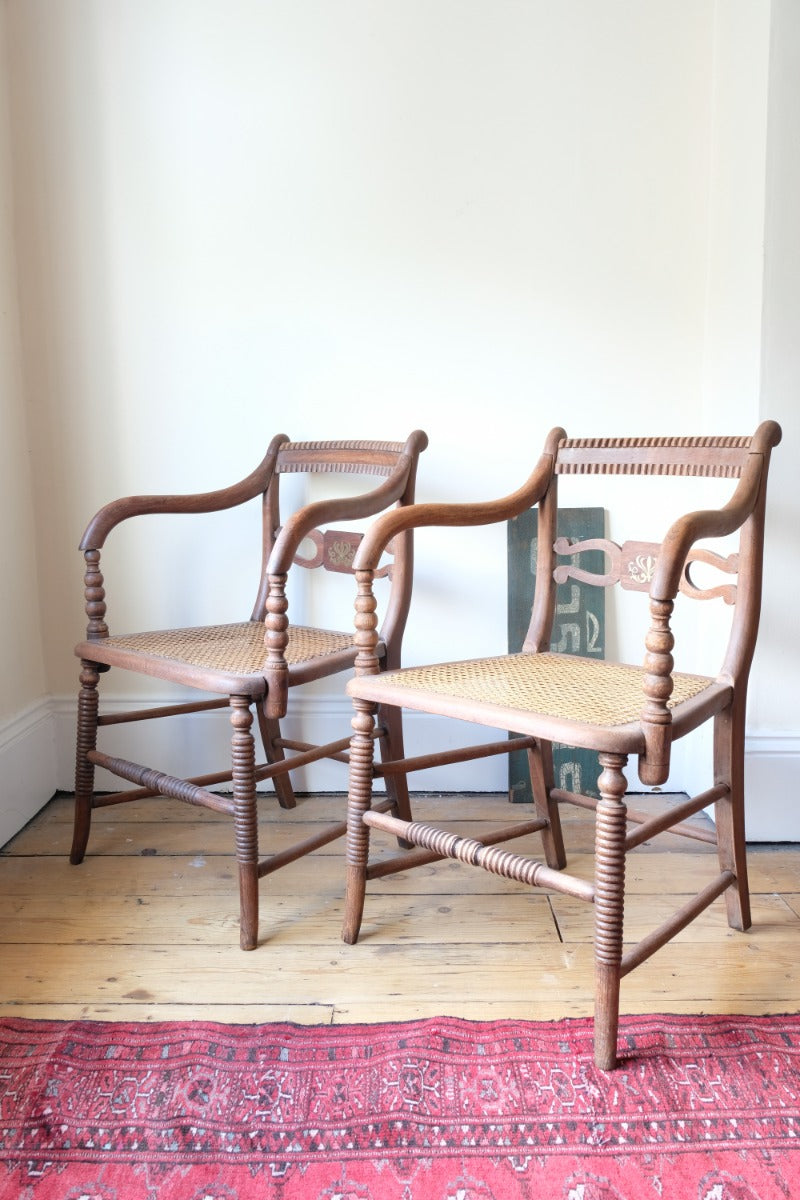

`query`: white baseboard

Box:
[743,735,800,841]
[51,694,800,841]
[677,727,800,841]
[0,700,58,847]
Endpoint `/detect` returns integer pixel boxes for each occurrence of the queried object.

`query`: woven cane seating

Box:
[341,422,781,1070]
[71,432,427,948]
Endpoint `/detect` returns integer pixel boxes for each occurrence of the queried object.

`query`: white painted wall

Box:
[0,0,56,844]
[746,0,800,838]
[8,0,718,688]
[1,1,796,837]
[674,0,773,806]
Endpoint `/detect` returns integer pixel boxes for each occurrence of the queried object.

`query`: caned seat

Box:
[341,422,781,1070]
[71,432,428,949]
[85,623,358,694]
[351,654,724,748]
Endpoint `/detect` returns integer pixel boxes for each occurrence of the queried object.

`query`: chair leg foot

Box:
[342,865,366,945]
[239,879,259,951]
[594,964,621,1071]
[71,661,100,865]
[726,894,751,934]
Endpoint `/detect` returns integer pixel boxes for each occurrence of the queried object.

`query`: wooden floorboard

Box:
[1,791,798,1026]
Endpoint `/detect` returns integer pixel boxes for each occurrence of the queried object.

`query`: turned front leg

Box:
[593,752,628,1070]
[71,660,101,865]
[342,699,378,945]
[231,695,259,950]
[343,566,383,943]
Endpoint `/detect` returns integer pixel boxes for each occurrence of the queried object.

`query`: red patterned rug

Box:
[1,1013,798,1199]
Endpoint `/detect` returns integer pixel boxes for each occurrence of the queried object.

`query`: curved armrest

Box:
[267,461,418,575]
[352,427,565,572]
[640,419,781,785]
[79,433,288,550]
[651,448,768,601]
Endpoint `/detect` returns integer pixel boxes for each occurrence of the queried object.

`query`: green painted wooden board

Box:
[507,507,605,801]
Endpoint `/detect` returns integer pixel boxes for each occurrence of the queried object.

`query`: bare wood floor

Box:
[1,792,798,1025]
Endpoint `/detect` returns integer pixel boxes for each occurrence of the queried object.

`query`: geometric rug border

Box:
[3,1011,799,1200]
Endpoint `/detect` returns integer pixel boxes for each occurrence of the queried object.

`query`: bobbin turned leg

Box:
[593,752,628,1071]
[714,701,751,932]
[231,695,259,950]
[70,660,101,865]
[342,698,378,945]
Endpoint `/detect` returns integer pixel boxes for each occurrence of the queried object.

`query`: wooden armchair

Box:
[341,422,781,1069]
[71,431,428,948]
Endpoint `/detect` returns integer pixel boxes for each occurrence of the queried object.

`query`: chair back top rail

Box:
[556,433,757,477]
[276,439,412,476]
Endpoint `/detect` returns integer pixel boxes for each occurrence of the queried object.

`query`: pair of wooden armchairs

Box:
[72,421,781,1068]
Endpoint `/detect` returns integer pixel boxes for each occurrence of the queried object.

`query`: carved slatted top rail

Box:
[275,440,409,476]
[555,435,754,477]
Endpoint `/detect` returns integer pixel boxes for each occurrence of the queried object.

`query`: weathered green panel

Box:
[507,507,605,801]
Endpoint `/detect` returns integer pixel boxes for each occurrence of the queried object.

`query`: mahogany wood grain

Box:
[70,432,428,951]
[340,421,781,1069]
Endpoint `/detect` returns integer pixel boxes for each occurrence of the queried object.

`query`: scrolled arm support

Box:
[639,446,774,785]
[651,452,766,602]
[78,434,288,552]
[353,436,564,573]
[76,436,288,645]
